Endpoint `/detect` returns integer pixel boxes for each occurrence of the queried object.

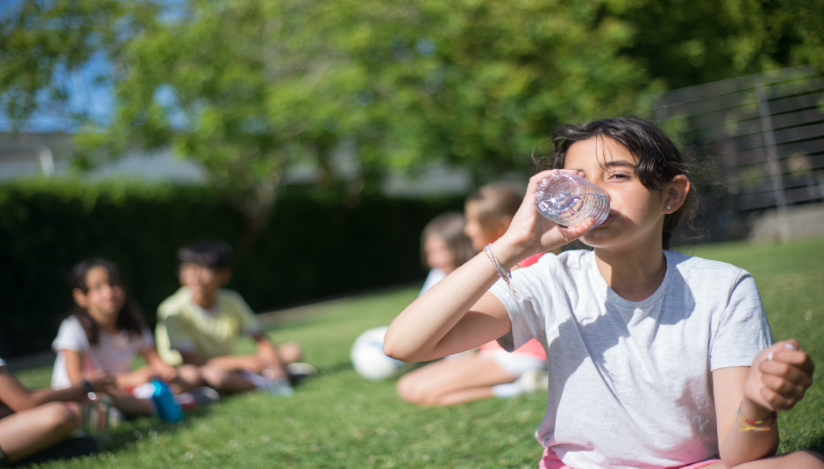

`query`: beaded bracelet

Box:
[737,402,777,432]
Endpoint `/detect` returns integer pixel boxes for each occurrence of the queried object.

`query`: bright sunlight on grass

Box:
[12,237,824,468]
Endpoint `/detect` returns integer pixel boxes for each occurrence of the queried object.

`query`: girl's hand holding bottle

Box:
[742,339,815,420]
[494,170,597,267]
[84,370,116,393]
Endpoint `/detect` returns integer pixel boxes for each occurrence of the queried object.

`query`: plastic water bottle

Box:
[151,380,184,423]
[534,173,609,228]
[83,393,118,446]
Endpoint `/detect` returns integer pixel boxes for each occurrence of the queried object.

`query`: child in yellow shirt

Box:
[156,239,310,394]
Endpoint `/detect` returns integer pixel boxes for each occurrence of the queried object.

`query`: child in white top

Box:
[385,117,823,468]
[52,258,203,417]
[418,212,476,295]
[398,187,550,406]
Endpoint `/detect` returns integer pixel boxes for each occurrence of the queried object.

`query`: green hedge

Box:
[0,179,464,358]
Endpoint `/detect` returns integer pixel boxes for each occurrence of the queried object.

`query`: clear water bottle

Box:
[534,173,609,228]
[83,393,118,446]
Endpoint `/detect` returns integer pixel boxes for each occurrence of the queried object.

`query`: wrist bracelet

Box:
[737,401,777,432]
[484,244,525,298]
[80,380,94,394]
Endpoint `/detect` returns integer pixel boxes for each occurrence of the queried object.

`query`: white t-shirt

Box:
[419,268,447,295]
[489,249,773,469]
[0,356,5,368]
[51,315,155,390]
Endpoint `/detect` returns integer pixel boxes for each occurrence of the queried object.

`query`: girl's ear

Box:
[663,175,690,213]
[218,268,233,286]
[72,288,88,308]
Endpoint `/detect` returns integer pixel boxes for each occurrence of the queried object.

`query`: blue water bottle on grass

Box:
[151,381,184,423]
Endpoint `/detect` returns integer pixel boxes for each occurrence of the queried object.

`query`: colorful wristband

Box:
[737,401,777,432]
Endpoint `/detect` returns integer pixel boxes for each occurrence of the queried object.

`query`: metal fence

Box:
[654,65,824,241]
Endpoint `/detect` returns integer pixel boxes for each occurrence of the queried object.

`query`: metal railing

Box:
[654,65,824,241]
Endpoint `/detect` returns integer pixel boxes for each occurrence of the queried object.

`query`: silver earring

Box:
[666,205,671,210]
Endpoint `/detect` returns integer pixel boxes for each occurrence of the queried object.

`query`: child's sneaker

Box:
[286,362,318,384]
[175,387,219,411]
[190,386,221,406]
[263,378,294,397]
[516,369,549,393]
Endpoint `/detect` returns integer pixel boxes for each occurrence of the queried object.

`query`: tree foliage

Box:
[1,0,821,241]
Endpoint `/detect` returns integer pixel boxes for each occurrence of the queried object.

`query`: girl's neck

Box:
[593,241,668,303]
[88,311,119,335]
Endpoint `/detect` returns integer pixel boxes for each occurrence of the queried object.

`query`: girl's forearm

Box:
[0,375,85,412]
[29,386,86,407]
[255,338,283,368]
[143,348,170,370]
[719,398,779,467]
[384,243,515,363]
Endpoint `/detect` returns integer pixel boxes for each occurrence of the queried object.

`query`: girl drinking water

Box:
[385,117,822,468]
[51,258,205,417]
[397,187,550,406]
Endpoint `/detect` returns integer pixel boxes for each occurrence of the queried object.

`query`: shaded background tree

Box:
[1,0,822,240]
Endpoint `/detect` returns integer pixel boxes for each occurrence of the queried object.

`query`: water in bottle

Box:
[534,173,610,228]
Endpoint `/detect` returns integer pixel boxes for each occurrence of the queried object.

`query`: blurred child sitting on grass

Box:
[156,239,312,395]
[0,357,111,465]
[397,185,549,406]
[51,258,208,419]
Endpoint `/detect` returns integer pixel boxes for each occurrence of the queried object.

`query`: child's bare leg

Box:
[107,390,153,417]
[277,342,302,365]
[166,365,205,394]
[114,366,156,390]
[701,450,824,469]
[205,355,266,374]
[396,355,515,406]
[0,402,79,462]
[434,387,496,406]
[200,366,257,394]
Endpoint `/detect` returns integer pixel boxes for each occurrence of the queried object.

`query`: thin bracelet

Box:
[737,401,777,432]
[484,244,526,299]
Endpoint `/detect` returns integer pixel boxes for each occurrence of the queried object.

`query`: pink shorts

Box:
[539,447,721,469]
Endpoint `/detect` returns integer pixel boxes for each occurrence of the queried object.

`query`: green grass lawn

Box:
[12,237,824,468]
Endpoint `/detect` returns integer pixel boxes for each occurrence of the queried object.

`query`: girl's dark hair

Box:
[70,258,146,346]
[420,212,477,269]
[533,116,698,249]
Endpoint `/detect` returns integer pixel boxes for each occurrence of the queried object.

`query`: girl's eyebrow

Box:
[604,161,636,169]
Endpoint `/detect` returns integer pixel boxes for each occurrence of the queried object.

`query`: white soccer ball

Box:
[351,326,411,381]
